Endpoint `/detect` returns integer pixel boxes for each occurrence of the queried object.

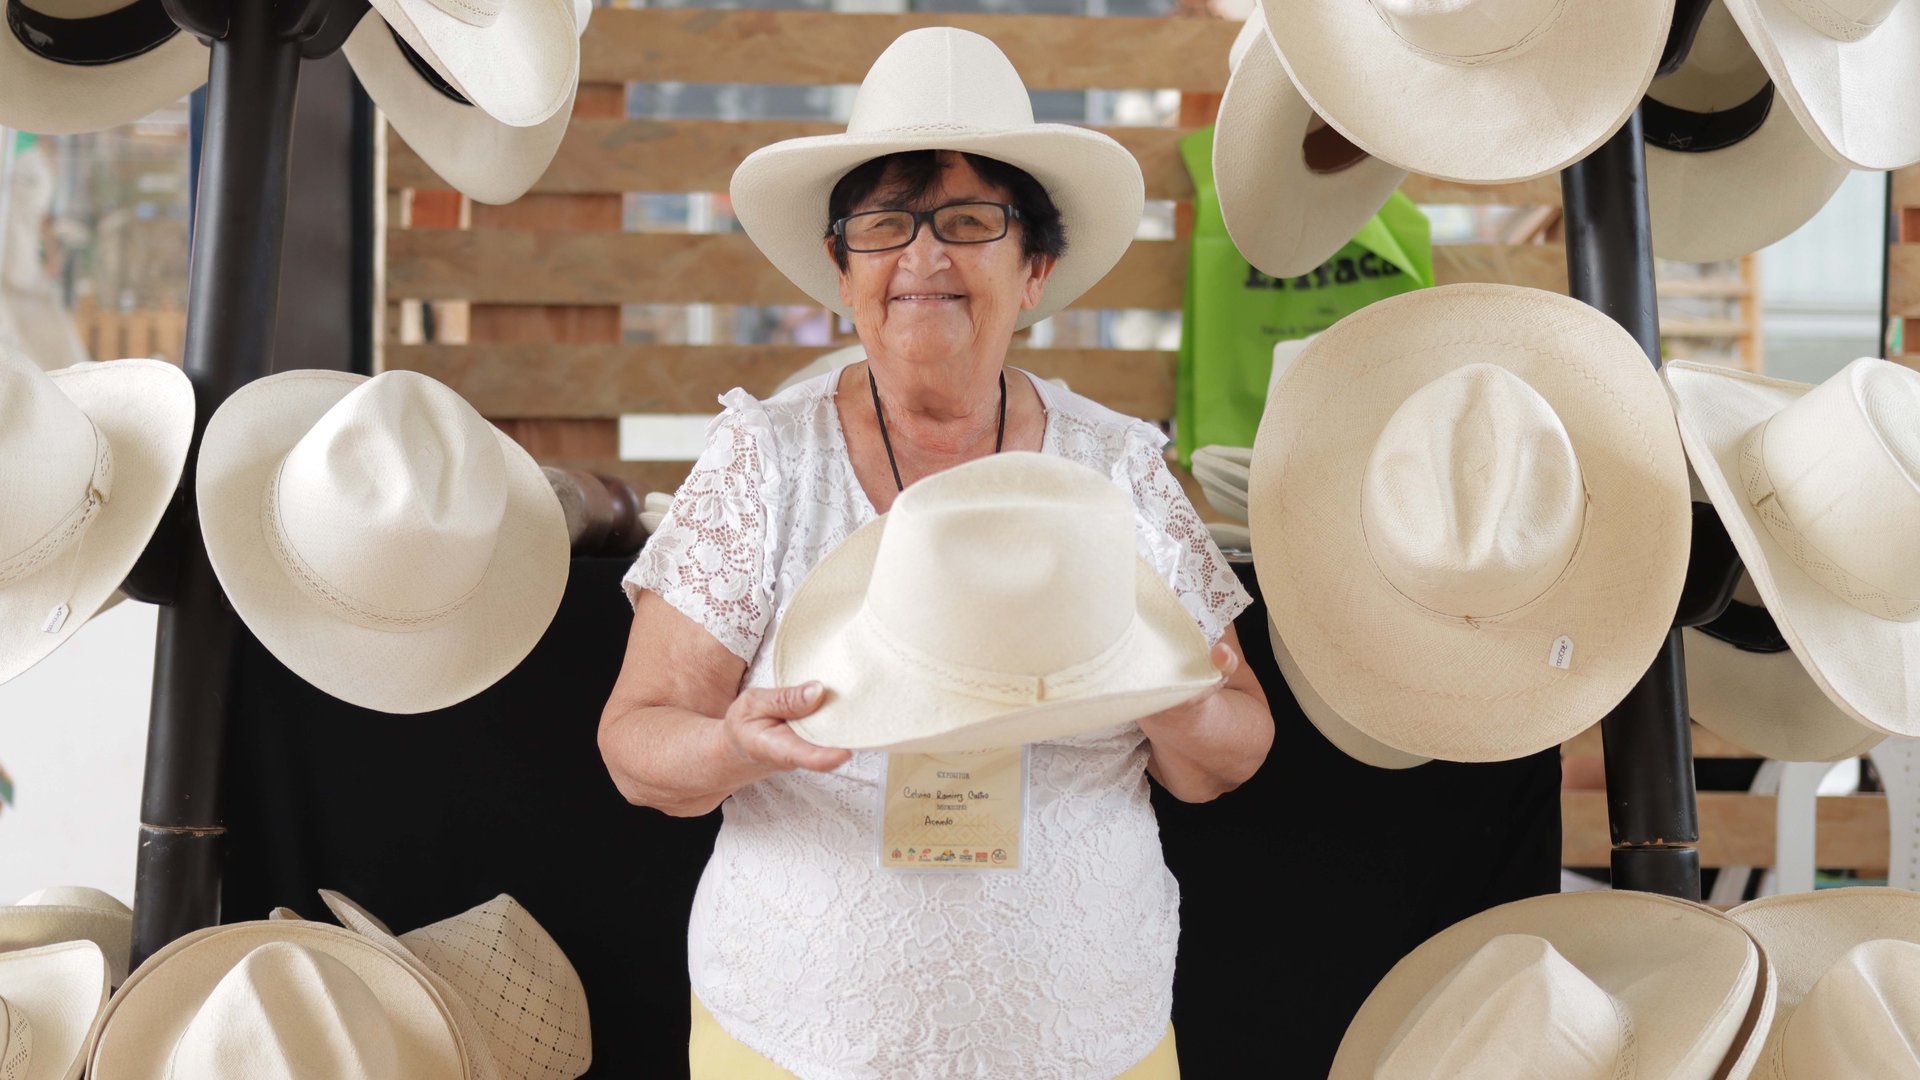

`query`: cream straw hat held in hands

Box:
[0,1,208,135]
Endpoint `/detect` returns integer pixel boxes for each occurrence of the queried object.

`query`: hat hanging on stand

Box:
[1723,0,1920,170]
[1212,6,1406,278]
[0,887,133,988]
[0,351,194,686]
[1645,0,1850,262]
[1259,0,1676,183]
[1665,357,1920,741]
[195,369,570,715]
[344,0,591,204]
[0,940,110,1080]
[364,0,579,130]
[0,1,208,135]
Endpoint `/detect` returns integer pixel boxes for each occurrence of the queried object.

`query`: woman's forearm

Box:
[1141,686,1273,803]
[598,704,771,817]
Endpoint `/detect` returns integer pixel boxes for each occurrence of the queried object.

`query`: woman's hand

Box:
[1136,627,1273,803]
[1140,643,1242,727]
[721,682,854,776]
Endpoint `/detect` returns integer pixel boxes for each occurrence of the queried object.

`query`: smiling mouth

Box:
[891,293,965,302]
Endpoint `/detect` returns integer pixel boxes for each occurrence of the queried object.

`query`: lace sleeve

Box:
[622,391,781,663]
[1119,425,1253,645]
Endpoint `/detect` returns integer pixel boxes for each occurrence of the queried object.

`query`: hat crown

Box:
[0,352,111,585]
[864,453,1137,678]
[270,371,508,633]
[846,28,1034,135]
[1781,0,1898,42]
[1749,357,1920,620]
[1654,0,1770,110]
[1363,364,1586,621]
[1371,0,1569,63]
[14,886,130,916]
[0,996,31,1080]
[419,0,501,30]
[1377,933,1627,1078]
[1782,938,1920,1075]
[168,942,403,1079]
[25,1,149,16]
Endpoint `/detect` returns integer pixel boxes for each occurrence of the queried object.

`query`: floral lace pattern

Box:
[624,368,1251,1080]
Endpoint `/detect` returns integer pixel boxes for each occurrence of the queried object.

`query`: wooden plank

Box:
[386,344,1176,420]
[1399,173,1563,208]
[583,9,1238,92]
[1655,278,1751,300]
[387,230,1570,308]
[1562,792,1890,869]
[1890,245,1920,317]
[1561,722,1758,760]
[1893,166,1920,213]
[538,457,694,499]
[1663,318,1750,338]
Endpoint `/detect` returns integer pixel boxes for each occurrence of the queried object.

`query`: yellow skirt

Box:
[690,992,1181,1079]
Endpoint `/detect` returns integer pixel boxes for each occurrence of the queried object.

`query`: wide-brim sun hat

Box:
[0,1,207,135]
[0,940,109,1080]
[1214,7,1406,279]
[729,26,1145,332]
[1260,0,1675,184]
[1268,615,1430,770]
[366,0,578,129]
[1723,0,1920,170]
[1,354,194,686]
[1646,0,1849,262]
[1334,891,1765,1079]
[345,0,589,205]
[774,452,1220,753]
[1251,284,1691,763]
[1665,358,1920,739]
[0,887,133,988]
[196,369,569,715]
[87,921,464,1080]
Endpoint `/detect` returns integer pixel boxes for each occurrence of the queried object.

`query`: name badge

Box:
[878,746,1027,872]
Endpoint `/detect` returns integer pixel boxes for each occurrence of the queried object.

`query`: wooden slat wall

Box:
[1890,166,1920,369]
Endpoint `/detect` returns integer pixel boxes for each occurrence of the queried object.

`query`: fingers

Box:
[743,722,852,773]
[735,681,828,721]
[1210,642,1240,679]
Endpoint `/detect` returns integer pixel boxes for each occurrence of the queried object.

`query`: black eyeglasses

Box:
[832,202,1020,253]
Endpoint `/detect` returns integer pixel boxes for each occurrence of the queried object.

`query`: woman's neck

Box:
[865,356,1006,457]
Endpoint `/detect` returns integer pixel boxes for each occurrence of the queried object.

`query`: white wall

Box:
[0,600,154,906]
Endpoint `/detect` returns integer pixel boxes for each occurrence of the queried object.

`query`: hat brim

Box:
[371,0,577,128]
[1214,30,1404,278]
[773,513,1221,753]
[729,124,1146,332]
[197,370,570,715]
[1684,626,1885,762]
[345,11,576,205]
[1724,0,1920,170]
[1261,0,1672,183]
[1251,284,1691,762]
[1665,361,1920,738]
[0,28,204,136]
[0,941,108,1080]
[0,360,194,686]
[87,922,463,1080]
[1268,614,1429,770]
[0,906,133,989]
[1332,891,1759,1079]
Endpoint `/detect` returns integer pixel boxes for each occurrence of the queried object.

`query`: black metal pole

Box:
[130,0,305,970]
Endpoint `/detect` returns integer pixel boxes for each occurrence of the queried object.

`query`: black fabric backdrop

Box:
[220,555,1560,1078]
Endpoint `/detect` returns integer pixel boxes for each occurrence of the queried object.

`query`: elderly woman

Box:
[599,28,1272,1080]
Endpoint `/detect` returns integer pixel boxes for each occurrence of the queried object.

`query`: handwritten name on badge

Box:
[881,748,1024,872]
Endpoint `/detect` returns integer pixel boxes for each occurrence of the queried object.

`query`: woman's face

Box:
[828,152,1056,369]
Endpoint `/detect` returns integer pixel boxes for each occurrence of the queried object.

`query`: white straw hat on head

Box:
[317,890,591,1080]
[1214,7,1406,279]
[0,887,132,989]
[0,1,207,135]
[1685,572,1886,762]
[1723,0,1920,170]
[88,921,464,1080]
[196,369,569,715]
[1646,0,1848,263]
[1261,0,1675,184]
[1665,358,1920,739]
[774,452,1220,753]
[346,0,589,205]
[1729,888,1920,1079]
[0,353,193,686]
[366,0,578,129]
[1333,891,1768,1079]
[0,941,109,1080]
[1251,284,1691,763]
[729,27,1146,332]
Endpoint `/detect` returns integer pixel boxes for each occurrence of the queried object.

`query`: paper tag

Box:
[41,603,70,635]
[1549,635,1575,670]
[879,747,1026,872]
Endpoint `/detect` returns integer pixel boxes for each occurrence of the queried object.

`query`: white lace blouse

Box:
[622,366,1252,1079]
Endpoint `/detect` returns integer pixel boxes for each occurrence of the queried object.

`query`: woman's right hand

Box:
[721,681,853,776]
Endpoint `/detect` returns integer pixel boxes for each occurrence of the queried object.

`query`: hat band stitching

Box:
[1370,0,1570,68]
[1781,0,1884,41]
[0,431,112,589]
[1739,425,1920,622]
[262,460,485,632]
[852,606,1137,707]
[425,0,501,29]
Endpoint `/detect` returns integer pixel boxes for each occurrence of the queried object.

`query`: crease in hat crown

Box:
[0,355,114,590]
[1777,938,1920,1077]
[1738,357,1920,622]
[1779,0,1897,41]
[262,370,509,633]
[1370,0,1572,66]
[845,28,1033,136]
[167,942,403,1078]
[1360,363,1589,624]
[421,0,503,29]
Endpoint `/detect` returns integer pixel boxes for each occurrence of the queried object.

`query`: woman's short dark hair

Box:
[824,150,1067,272]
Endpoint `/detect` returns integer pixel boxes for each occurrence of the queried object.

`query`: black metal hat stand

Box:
[119,0,1747,969]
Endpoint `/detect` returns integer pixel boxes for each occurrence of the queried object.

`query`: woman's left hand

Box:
[1137,627,1273,803]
